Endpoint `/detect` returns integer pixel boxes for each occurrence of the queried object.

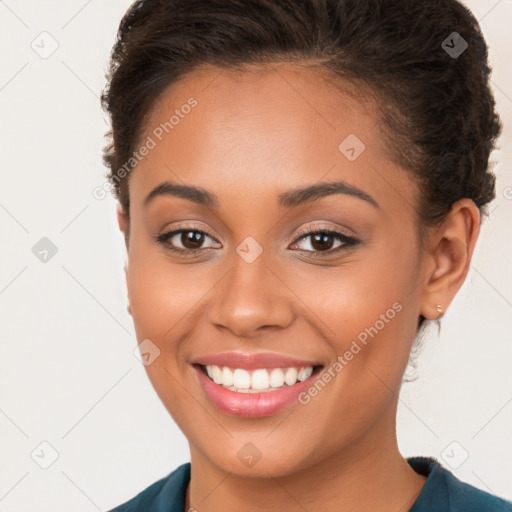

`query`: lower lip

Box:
[194,365,319,418]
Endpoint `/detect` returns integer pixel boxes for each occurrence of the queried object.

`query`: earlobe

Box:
[420,199,480,319]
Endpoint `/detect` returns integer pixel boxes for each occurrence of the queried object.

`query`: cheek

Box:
[125,242,202,423]
[299,237,421,387]
[126,237,206,342]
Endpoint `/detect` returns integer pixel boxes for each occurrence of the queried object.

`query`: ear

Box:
[124,262,131,316]
[117,204,131,316]
[419,198,481,320]
[117,203,127,233]
[116,204,129,250]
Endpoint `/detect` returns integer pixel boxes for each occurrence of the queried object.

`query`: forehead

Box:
[144,62,380,151]
[130,63,415,213]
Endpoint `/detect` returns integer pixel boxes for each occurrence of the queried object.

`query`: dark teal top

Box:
[108,456,511,512]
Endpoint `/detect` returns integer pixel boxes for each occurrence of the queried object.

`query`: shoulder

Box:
[107,462,191,512]
[444,469,512,512]
[408,456,512,512]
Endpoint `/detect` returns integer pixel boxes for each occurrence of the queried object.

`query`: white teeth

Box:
[222,366,234,387]
[269,368,285,388]
[298,367,313,381]
[203,364,315,392]
[251,369,270,390]
[233,369,251,389]
[211,365,223,384]
[284,367,298,386]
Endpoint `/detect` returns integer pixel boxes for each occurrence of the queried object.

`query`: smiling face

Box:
[121,62,430,477]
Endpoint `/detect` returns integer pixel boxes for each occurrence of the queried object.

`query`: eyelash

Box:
[155,224,359,257]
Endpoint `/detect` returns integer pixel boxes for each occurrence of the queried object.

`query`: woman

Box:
[101,0,510,510]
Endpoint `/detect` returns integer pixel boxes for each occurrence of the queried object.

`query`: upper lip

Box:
[192,351,323,370]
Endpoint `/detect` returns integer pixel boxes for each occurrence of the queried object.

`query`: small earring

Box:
[436,304,443,314]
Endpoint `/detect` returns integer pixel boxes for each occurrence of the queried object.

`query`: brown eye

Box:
[179,230,206,250]
[290,229,359,255]
[156,226,220,255]
[309,232,336,251]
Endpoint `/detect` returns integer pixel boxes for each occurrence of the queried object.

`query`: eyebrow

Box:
[144,179,380,209]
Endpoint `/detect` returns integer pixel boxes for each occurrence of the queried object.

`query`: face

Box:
[123,63,428,478]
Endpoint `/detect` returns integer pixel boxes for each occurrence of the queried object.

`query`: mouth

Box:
[195,363,324,393]
[192,361,324,418]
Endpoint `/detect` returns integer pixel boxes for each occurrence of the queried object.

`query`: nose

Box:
[207,250,295,338]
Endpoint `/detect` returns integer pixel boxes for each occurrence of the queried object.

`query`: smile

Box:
[203,364,317,393]
[193,358,324,418]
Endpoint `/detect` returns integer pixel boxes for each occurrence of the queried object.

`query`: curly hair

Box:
[101,0,501,231]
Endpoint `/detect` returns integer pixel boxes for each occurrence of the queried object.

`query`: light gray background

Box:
[0,1,511,510]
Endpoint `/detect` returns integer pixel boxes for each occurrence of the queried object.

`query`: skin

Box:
[117,63,480,512]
